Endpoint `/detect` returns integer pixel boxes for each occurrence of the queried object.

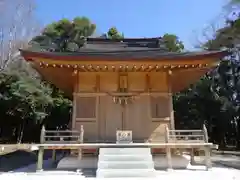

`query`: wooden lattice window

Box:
[150,96,170,119]
[76,96,97,119]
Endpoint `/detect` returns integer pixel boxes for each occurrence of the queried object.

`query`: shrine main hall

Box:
[20,37,228,143]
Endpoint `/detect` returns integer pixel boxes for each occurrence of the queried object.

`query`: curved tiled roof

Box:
[20,37,229,61]
[20,49,229,62]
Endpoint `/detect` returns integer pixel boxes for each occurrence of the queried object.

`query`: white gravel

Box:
[0,154,239,179]
[0,166,239,180]
[155,165,239,180]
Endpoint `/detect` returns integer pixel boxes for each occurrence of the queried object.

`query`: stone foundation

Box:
[57,154,189,170]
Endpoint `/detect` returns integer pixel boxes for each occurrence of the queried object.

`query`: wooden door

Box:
[125,96,149,142]
[105,96,123,142]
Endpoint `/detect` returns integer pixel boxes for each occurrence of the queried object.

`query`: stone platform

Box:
[57,154,189,170]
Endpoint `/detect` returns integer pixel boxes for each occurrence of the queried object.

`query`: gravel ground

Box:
[187,153,240,169]
[0,152,239,179]
[212,154,240,169]
[0,166,239,180]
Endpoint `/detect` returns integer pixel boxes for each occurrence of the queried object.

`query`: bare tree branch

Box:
[0,0,41,70]
[192,12,229,50]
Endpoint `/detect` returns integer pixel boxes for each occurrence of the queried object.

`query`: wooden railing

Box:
[35,124,211,171]
[148,124,208,144]
[37,125,84,170]
[40,125,208,145]
[164,124,211,170]
[166,126,208,143]
[40,126,84,144]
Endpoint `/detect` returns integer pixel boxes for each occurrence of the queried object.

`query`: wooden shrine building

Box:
[20,37,228,144]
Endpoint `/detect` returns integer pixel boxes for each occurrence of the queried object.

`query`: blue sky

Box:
[35,0,228,49]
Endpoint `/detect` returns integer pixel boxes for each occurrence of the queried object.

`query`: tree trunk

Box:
[17,120,25,143]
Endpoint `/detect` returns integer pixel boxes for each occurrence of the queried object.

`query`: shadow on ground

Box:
[192,154,240,170]
[0,150,64,172]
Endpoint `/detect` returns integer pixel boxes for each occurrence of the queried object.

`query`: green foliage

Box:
[30,17,96,52]
[229,0,240,5]
[161,14,240,148]
[162,34,184,52]
[0,63,72,143]
[0,69,51,142]
[175,11,240,148]
[0,70,52,121]
[107,27,124,39]
[30,20,125,52]
[98,27,124,40]
[203,18,240,50]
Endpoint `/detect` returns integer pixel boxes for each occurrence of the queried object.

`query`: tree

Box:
[31,17,96,52]
[0,70,53,143]
[107,27,124,39]
[98,27,124,40]
[193,9,240,148]
[162,34,184,52]
[30,18,127,51]
[226,0,240,8]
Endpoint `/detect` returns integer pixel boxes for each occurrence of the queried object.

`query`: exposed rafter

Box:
[37,62,210,72]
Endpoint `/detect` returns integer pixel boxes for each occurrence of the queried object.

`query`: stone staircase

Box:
[96,147,156,178]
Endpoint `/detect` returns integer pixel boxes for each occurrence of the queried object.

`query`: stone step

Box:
[96,169,156,178]
[98,161,154,169]
[97,147,156,178]
[99,148,151,155]
[98,154,153,161]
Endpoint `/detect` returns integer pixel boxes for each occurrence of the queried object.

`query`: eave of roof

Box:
[19,49,229,62]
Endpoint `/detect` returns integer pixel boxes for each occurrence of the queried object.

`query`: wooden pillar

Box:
[203,124,209,143]
[190,148,195,165]
[37,147,44,171]
[72,93,77,130]
[37,126,45,171]
[203,124,212,170]
[51,149,56,162]
[71,71,79,156]
[165,125,172,170]
[167,70,175,130]
[204,146,212,170]
[72,94,77,130]
[72,71,79,130]
[121,104,126,130]
[78,125,84,159]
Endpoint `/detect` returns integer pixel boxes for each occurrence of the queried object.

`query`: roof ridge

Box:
[86,37,163,43]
